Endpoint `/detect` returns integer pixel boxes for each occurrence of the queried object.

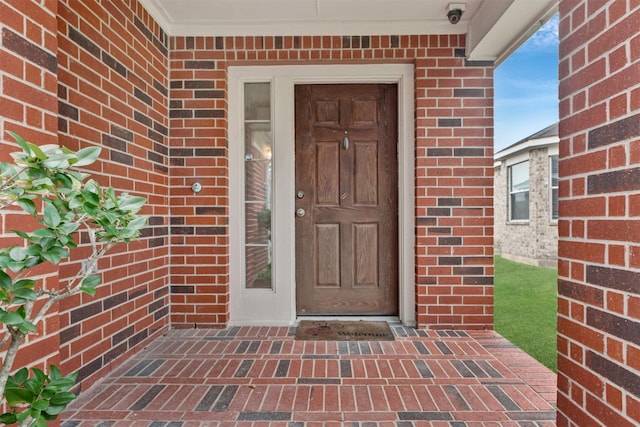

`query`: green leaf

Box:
[82,201,99,216]
[31,177,55,188]
[17,320,38,334]
[4,386,34,406]
[0,310,24,325]
[14,230,30,239]
[24,255,42,269]
[27,142,46,161]
[44,404,67,416]
[7,131,29,154]
[43,203,61,227]
[38,236,56,253]
[13,278,37,289]
[12,287,37,301]
[58,221,80,235]
[32,229,57,241]
[9,246,26,262]
[73,146,101,167]
[16,305,27,318]
[32,399,50,411]
[80,188,101,207]
[0,270,11,288]
[0,412,18,424]
[41,387,57,400]
[80,275,101,295]
[5,261,26,272]
[53,171,73,188]
[69,195,84,210]
[49,391,76,406]
[17,198,37,215]
[15,410,30,423]
[42,152,71,169]
[48,377,76,389]
[33,415,48,427]
[41,246,70,265]
[82,275,101,287]
[49,365,62,380]
[118,196,147,213]
[129,215,148,231]
[14,367,29,384]
[66,371,78,384]
[32,368,47,384]
[105,186,116,201]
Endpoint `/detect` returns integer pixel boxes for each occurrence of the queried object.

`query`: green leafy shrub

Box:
[0,132,147,426]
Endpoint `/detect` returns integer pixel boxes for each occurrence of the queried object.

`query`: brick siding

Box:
[0,0,61,391]
[169,35,495,329]
[55,0,171,390]
[57,0,169,392]
[494,147,558,268]
[1,0,495,398]
[558,0,640,425]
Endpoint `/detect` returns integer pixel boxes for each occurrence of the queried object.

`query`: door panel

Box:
[354,142,378,205]
[295,84,398,315]
[316,224,340,287]
[316,143,340,205]
[354,223,378,287]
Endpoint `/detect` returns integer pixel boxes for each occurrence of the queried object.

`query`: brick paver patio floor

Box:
[62,326,557,426]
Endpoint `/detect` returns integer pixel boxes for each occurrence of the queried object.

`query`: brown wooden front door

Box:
[295,84,398,315]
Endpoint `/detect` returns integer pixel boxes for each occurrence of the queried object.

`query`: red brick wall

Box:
[2,1,495,394]
[55,0,170,390]
[169,35,495,329]
[557,0,640,424]
[0,0,61,384]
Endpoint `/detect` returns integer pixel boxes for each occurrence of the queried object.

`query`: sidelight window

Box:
[243,82,273,289]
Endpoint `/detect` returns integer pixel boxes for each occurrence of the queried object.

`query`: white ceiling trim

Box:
[157,21,466,37]
[140,0,477,36]
[140,0,558,64]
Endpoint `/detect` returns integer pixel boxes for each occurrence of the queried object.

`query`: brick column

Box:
[557,1,640,424]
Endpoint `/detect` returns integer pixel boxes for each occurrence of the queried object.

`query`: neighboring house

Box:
[494,123,559,268]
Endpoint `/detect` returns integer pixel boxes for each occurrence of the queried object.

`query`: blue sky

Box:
[494,15,559,152]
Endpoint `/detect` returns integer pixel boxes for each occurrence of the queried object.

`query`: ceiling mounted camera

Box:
[447,3,466,25]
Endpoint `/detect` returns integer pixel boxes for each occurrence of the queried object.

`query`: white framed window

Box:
[243,82,273,290]
[550,155,559,221]
[509,160,529,221]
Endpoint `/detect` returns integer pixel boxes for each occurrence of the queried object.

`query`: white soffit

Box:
[140,0,558,63]
[466,0,558,64]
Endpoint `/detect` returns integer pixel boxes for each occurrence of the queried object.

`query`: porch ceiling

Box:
[140,0,557,64]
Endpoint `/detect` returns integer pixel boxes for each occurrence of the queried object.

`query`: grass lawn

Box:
[494,256,558,372]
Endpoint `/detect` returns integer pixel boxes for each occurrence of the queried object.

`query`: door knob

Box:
[296,208,306,217]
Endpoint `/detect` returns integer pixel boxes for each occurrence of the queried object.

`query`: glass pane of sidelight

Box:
[244,83,272,289]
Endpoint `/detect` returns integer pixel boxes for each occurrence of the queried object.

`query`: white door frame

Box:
[229,64,415,326]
